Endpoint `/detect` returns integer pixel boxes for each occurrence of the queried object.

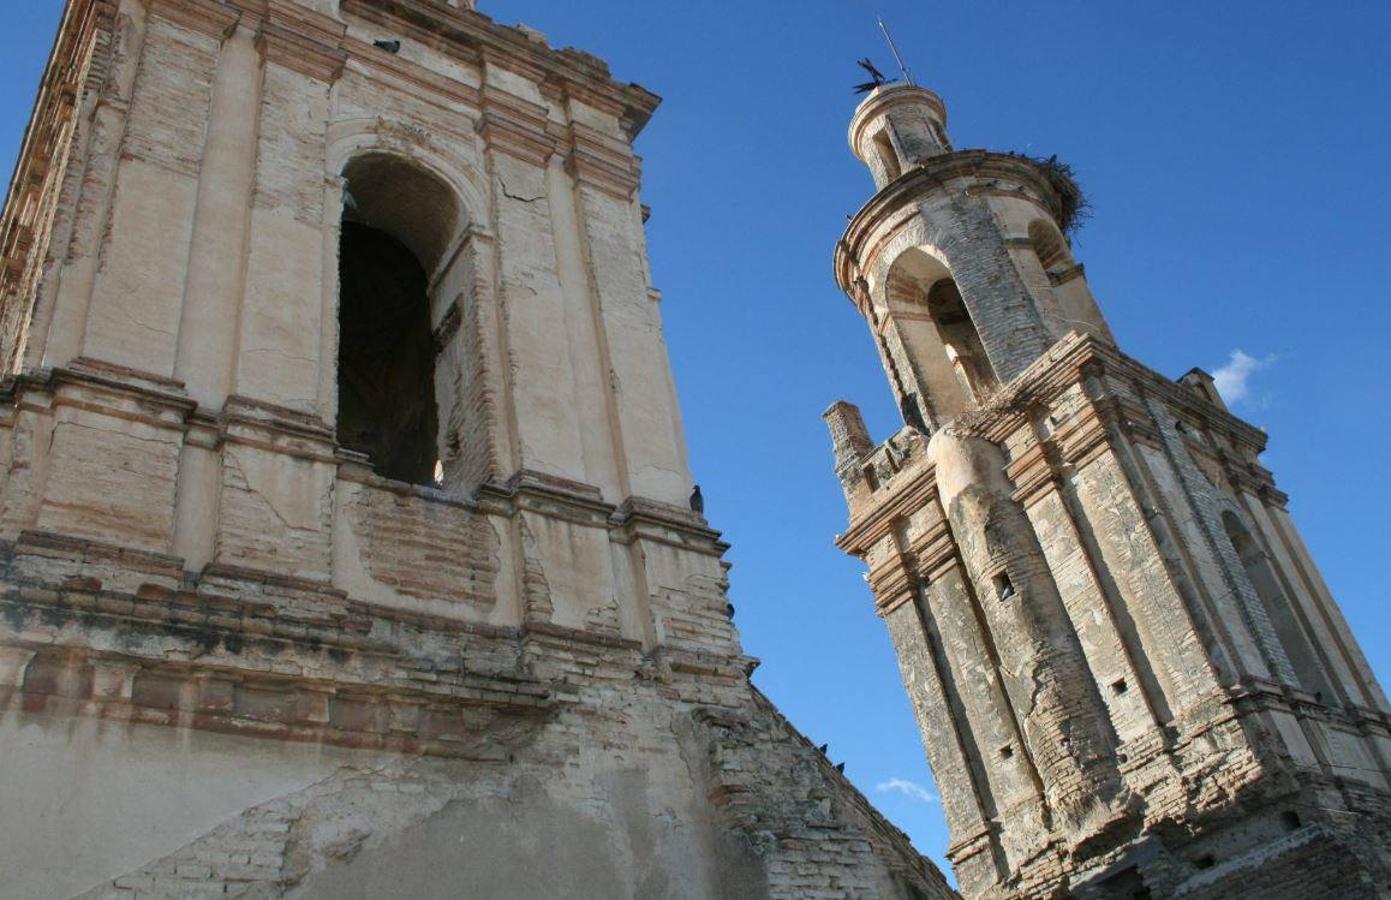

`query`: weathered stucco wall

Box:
[0,549,951,900]
[0,681,893,900]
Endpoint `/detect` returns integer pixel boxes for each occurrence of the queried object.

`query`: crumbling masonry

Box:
[826,83,1391,898]
[0,2,960,898]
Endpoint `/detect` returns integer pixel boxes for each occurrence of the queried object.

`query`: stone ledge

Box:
[0,533,767,758]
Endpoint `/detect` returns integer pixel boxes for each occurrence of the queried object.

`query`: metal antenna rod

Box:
[877,16,915,86]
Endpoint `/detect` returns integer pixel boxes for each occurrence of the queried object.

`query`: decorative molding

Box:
[477,86,554,164]
[563,122,641,199]
[338,0,660,140]
[1048,262,1086,286]
[837,149,1063,295]
[147,0,241,39]
[253,2,348,82]
[340,36,483,114]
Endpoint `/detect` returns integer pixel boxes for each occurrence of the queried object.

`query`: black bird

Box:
[817,743,829,755]
[689,484,705,515]
[853,57,888,94]
[725,602,736,620]
[374,39,401,54]
[834,762,846,774]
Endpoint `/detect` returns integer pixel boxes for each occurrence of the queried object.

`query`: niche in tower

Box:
[1221,511,1334,701]
[883,247,1001,425]
[336,153,460,485]
[871,129,902,182]
[927,278,998,404]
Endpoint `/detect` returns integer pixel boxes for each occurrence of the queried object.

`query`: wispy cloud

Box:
[876,777,938,804]
[1212,349,1276,406]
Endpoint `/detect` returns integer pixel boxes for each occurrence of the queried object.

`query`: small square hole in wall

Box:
[1282,810,1303,831]
[994,572,1016,602]
[1193,854,1216,870]
[1112,678,1129,696]
[1000,744,1014,760]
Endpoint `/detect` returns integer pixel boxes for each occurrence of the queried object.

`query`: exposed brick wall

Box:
[343,480,500,612]
[120,18,219,177]
[216,445,333,580]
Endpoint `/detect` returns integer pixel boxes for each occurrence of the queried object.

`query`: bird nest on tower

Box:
[1021,153,1091,238]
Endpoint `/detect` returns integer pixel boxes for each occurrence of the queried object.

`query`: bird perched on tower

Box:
[853,57,888,93]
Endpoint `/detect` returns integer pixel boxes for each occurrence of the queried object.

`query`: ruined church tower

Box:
[0,2,963,897]
[827,82,1391,898]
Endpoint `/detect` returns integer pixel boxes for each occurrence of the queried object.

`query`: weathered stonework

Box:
[829,83,1391,898]
[0,3,957,898]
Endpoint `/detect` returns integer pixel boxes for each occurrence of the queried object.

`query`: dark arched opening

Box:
[873,129,902,181]
[336,221,439,484]
[927,278,998,403]
[1028,219,1071,272]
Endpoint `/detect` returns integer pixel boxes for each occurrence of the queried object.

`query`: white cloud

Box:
[875,777,938,804]
[1211,349,1275,406]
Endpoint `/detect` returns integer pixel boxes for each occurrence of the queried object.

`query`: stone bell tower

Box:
[827,82,1391,898]
[0,2,962,898]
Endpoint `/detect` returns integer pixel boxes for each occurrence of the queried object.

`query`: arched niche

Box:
[1221,510,1334,701]
[872,128,902,182]
[883,246,999,425]
[1028,219,1070,272]
[1025,218,1111,342]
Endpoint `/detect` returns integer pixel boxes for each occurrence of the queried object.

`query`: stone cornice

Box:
[610,496,729,557]
[974,333,1270,457]
[339,0,660,140]
[0,531,759,759]
[477,85,555,164]
[0,548,555,759]
[252,2,349,82]
[3,360,196,429]
[836,461,940,557]
[217,394,337,461]
[836,334,1277,558]
[835,149,1064,295]
[475,472,728,557]
[562,121,641,199]
[147,0,241,39]
[0,369,728,559]
[341,36,483,115]
[0,0,104,303]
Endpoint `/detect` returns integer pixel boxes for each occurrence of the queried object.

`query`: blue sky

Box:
[3,0,1389,880]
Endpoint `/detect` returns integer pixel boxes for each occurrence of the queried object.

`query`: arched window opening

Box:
[337,222,438,484]
[881,248,999,424]
[336,154,461,486]
[1028,220,1071,272]
[1221,511,1333,700]
[873,129,902,181]
[927,278,998,404]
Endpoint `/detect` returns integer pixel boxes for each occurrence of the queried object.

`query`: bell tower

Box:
[827,82,1391,898]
